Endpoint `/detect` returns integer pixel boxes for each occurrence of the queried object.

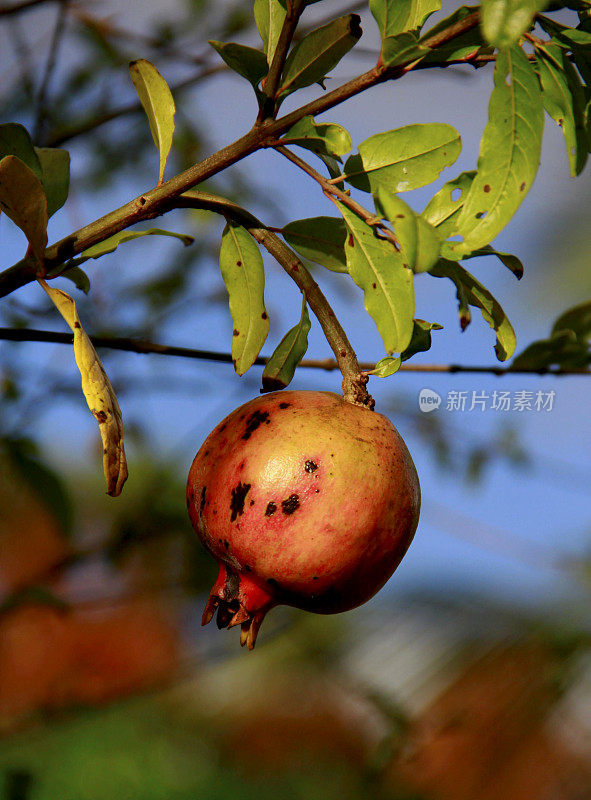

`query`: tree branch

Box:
[172,191,372,406]
[33,0,70,144]
[258,0,307,121]
[0,327,587,376]
[0,0,63,16]
[0,8,481,300]
[272,144,400,249]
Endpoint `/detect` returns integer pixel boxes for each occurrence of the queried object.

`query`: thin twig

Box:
[272,144,400,249]
[0,328,587,376]
[0,8,481,299]
[0,0,61,16]
[45,64,226,148]
[33,0,70,143]
[258,0,308,120]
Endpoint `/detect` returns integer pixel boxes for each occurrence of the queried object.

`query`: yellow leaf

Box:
[129,59,176,186]
[38,280,128,496]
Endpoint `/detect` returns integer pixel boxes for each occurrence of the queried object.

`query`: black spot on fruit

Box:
[230,482,251,521]
[200,486,207,512]
[265,501,277,516]
[250,499,255,506]
[242,409,270,440]
[281,494,300,515]
[279,402,290,409]
[245,564,252,572]
[224,539,230,549]
[305,460,318,473]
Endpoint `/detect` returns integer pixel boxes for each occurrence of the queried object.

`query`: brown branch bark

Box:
[257,0,308,121]
[272,144,400,249]
[0,327,587,376]
[173,191,372,406]
[0,8,481,300]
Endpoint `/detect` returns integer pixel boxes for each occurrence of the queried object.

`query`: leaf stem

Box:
[272,144,400,249]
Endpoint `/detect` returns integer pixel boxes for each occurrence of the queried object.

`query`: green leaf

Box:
[80,228,194,260]
[0,123,42,181]
[262,296,311,391]
[58,265,91,294]
[553,28,591,49]
[317,153,343,179]
[129,59,176,186]
[381,32,429,67]
[219,221,270,375]
[421,170,476,238]
[0,155,48,262]
[375,189,441,273]
[449,46,544,257]
[336,201,415,353]
[400,318,443,361]
[35,147,70,218]
[430,259,516,360]
[281,116,352,159]
[463,244,524,278]
[369,356,402,376]
[344,123,462,194]
[282,216,348,272]
[510,329,588,368]
[480,0,548,48]
[254,0,287,65]
[536,43,588,176]
[421,6,487,62]
[552,300,591,340]
[208,40,268,88]
[370,0,441,37]
[511,300,591,369]
[278,14,362,99]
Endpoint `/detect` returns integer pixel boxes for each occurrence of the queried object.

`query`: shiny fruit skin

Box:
[186,390,420,649]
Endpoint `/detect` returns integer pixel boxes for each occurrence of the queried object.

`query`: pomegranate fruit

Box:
[186,390,420,649]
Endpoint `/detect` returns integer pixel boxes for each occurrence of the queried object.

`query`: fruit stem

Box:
[174,191,374,408]
[250,227,374,408]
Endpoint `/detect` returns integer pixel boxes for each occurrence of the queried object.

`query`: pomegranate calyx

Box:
[201,563,275,650]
